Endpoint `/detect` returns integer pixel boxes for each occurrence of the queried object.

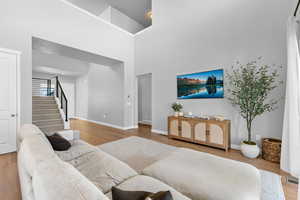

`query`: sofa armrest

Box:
[57,130,80,141]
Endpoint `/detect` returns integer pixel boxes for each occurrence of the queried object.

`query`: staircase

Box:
[32,77,68,134]
[32,96,65,134]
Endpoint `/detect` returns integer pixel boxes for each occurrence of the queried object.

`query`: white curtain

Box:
[281,16,300,199]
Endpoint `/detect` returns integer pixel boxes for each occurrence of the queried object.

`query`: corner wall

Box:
[135,0,294,145]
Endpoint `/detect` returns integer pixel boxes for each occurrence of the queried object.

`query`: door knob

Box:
[11,114,16,117]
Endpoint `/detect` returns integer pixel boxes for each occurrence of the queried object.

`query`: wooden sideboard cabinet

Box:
[168,116,231,151]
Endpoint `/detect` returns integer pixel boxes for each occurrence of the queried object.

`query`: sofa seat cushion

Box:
[99,136,176,173]
[105,175,191,200]
[32,160,109,200]
[143,148,261,200]
[55,140,97,162]
[68,149,138,193]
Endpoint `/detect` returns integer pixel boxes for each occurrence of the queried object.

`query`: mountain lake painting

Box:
[177,69,224,99]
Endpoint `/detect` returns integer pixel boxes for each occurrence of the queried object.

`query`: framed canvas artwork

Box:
[177,69,224,99]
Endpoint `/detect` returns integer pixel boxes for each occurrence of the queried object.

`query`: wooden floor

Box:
[0,119,298,200]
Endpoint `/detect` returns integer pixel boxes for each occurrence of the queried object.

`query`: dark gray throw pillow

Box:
[146,191,173,200]
[111,187,173,200]
[46,133,71,151]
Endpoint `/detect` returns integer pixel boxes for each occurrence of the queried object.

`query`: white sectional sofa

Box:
[18,125,190,200]
[18,124,261,200]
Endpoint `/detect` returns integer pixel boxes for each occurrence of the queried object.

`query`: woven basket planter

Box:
[262,138,281,163]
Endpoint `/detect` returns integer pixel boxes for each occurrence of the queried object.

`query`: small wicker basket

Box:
[262,138,282,163]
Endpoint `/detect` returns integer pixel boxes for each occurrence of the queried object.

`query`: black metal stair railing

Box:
[55,76,68,122]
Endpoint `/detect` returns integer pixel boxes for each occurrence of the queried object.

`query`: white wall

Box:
[75,74,89,119]
[99,6,111,22]
[135,0,295,145]
[67,0,109,15]
[87,63,124,127]
[110,7,145,34]
[75,63,124,127]
[99,6,145,34]
[59,76,76,118]
[138,74,152,124]
[0,0,135,126]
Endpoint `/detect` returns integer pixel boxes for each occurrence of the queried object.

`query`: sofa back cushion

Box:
[32,160,109,200]
[18,124,52,147]
[19,134,57,176]
[18,134,58,200]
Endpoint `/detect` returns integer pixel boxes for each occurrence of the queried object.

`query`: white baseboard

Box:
[231,144,241,150]
[74,117,136,131]
[123,125,138,130]
[151,129,168,135]
[138,120,152,125]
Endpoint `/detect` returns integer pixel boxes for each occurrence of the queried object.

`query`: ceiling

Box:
[106,0,152,27]
[32,50,90,77]
[32,37,122,66]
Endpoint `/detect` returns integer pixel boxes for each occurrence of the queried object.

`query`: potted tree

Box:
[171,102,183,117]
[227,58,282,158]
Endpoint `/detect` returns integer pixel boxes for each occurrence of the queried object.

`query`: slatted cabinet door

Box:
[180,119,193,141]
[194,121,207,144]
[207,123,225,148]
[206,121,230,151]
[168,117,179,136]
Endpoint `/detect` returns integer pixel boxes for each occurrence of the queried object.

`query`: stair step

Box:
[32,100,56,104]
[39,125,65,134]
[33,113,61,121]
[32,109,59,114]
[33,119,64,127]
[33,103,57,108]
[32,96,55,99]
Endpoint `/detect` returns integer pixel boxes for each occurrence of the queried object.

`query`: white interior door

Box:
[0,50,17,154]
[137,73,152,125]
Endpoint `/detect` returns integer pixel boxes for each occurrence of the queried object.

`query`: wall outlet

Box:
[255,134,261,141]
[103,113,107,118]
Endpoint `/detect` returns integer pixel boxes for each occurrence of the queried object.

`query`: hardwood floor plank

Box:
[0,153,21,200]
